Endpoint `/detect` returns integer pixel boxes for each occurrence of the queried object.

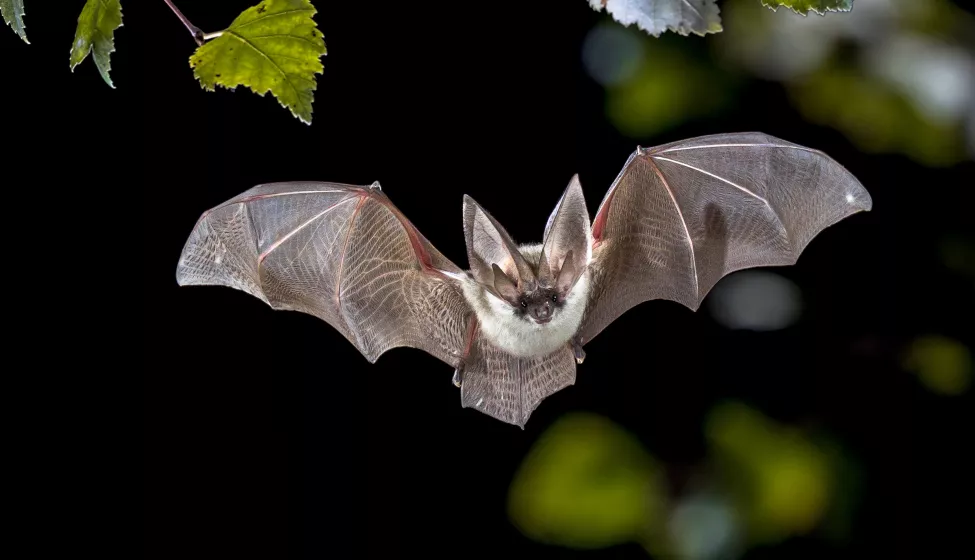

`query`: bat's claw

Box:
[452,362,465,388]
[571,340,586,364]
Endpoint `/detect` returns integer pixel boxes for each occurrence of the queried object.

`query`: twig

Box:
[163,0,205,46]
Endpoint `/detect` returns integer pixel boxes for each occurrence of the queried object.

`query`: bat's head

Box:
[463,175,592,326]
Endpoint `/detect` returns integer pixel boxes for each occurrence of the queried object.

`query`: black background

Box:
[9,1,971,558]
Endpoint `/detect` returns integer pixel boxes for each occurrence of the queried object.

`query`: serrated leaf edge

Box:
[2,0,29,43]
[187,0,327,125]
[68,0,124,89]
[760,0,854,17]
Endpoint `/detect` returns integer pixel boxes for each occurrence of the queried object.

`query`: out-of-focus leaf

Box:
[790,66,968,167]
[606,42,734,138]
[706,402,832,545]
[903,335,972,395]
[587,0,723,37]
[582,23,645,86]
[189,0,327,124]
[760,0,853,16]
[1,0,27,43]
[69,0,123,88]
[508,413,667,550]
[816,438,863,544]
[939,237,975,278]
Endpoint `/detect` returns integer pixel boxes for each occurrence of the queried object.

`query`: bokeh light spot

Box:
[708,271,802,331]
[507,413,666,549]
[582,23,645,87]
[903,335,972,395]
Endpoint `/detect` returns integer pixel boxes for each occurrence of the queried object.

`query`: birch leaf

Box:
[189,0,327,125]
[760,0,854,16]
[1,0,28,43]
[587,0,723,37]
[69,0,124,88]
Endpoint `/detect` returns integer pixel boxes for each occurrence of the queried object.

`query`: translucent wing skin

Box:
[461,339,576,429]
[176,182,470,366]
[175,181,573,428]
[579,132,873,344]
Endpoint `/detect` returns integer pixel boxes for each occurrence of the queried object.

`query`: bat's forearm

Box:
[452,315,479,388]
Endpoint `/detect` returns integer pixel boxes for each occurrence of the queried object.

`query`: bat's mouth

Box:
[533,317,552,325]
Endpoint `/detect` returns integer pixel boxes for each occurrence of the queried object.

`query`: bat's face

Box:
[463,175,593,330]
[511,283,565,325]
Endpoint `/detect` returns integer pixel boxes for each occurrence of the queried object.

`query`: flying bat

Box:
[176,132,872,428]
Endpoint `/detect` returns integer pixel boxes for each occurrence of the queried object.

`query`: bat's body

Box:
[458,243,592,359]
[176,133,872,428]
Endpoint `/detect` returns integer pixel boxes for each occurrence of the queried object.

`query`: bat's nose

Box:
[533,302,552,322]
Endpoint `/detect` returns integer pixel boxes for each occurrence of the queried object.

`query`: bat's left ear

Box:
[540,175,591,290]
[463,195,535,288]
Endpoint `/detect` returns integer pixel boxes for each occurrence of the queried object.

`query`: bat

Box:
[176,132,872,428]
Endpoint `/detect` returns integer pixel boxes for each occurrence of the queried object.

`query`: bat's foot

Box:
[452,362,465,388]
[571,340,586,364]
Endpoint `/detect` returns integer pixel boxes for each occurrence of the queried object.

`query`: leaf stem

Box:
[203,31,224,41]
[163,0,205,46]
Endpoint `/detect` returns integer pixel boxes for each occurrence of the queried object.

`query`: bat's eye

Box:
[521,300,528,308]
[551,295,558,303]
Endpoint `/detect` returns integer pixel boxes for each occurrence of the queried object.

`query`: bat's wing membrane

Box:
[176,182,470,366]
[460,342,576,429]
[579,132,872,344]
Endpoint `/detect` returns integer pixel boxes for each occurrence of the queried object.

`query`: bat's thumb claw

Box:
[572,341,586,364]
[452,367,463,388]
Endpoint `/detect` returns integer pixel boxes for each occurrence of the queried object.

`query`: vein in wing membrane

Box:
[460,340,576,428]
[581,132,872,344]
[176,182,470,366]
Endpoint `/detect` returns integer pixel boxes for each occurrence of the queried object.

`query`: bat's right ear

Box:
[540,175,591,291]
[463,195,534,288]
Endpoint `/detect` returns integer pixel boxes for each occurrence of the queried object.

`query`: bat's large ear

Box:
[463,195,535,289]
[539,175,591,293]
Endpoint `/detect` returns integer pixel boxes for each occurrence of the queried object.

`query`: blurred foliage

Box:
[607,42,736,138]
[761,0,853,15]
[706,402,833,544]
[789,64,968,166]
[587,0,975,166]
[717,0,975,166]
[902,335,972,395]
[507,413,669,552]
[510,404,858,557]
[938,236,975,280]
[597,33,740,138]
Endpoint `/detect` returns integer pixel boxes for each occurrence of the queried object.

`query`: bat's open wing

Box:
[579,132,872,344]
[176,182,470,366]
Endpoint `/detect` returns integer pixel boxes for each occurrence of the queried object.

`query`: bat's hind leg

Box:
[571,338,586,364]
[451,316,479,388]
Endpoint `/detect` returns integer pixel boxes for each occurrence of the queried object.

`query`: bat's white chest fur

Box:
[459,244,591,358]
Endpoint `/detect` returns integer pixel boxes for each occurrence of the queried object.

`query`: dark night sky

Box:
[6,0,966,558]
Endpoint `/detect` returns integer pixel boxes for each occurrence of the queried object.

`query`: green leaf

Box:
[588,0,723,38]
[1,0,28,43]
[760,0,853,16]
[69,0,123,88]
[189,0,327,125]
